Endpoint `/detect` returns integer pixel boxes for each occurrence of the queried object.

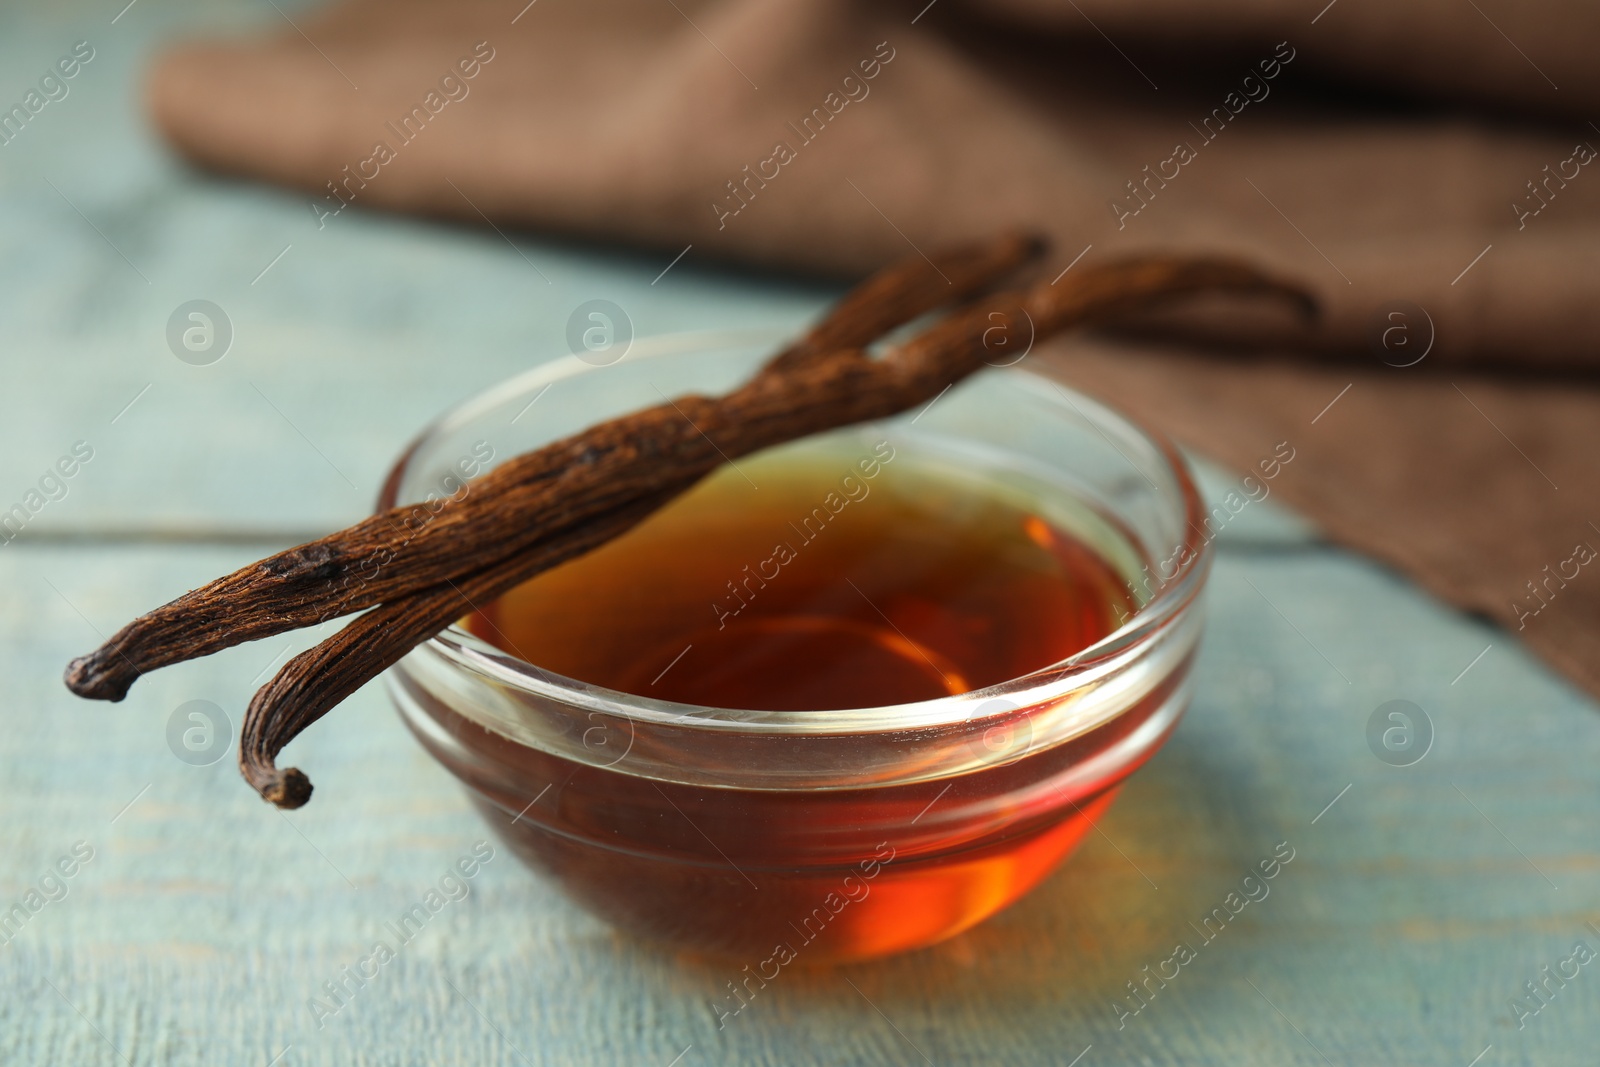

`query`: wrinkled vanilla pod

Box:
[64,232,1315,808]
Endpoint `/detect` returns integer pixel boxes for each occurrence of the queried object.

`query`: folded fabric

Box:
[147,0,1600,698]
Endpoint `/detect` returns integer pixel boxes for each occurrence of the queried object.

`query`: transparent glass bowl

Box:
[382,330,1210,963]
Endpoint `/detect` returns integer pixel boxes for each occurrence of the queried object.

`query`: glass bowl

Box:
[381,329,1209,964]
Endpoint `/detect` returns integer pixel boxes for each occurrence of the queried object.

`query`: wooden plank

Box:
[5,541,1595,1066]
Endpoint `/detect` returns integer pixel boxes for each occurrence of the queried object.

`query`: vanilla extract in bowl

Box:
[395,422,1197,963]
[61,237,1305,961]
[463,434,1141,712]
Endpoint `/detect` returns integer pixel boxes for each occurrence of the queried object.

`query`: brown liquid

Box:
[464,438,1135,710]
[426,437,1173,962]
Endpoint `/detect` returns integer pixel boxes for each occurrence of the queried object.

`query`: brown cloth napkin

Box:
[147,0,1600,697]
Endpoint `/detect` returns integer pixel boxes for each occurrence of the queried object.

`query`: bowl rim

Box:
[380,328,1212,735]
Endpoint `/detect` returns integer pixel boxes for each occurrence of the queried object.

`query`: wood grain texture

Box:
[2,2,1596,1064]
[8,543,1600,1066]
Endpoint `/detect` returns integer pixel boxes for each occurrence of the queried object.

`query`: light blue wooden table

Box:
[3,3,1597,1064]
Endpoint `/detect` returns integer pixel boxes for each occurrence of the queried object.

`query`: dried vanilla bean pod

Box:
[240,255,1316,808]
[64,231,1044,702]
